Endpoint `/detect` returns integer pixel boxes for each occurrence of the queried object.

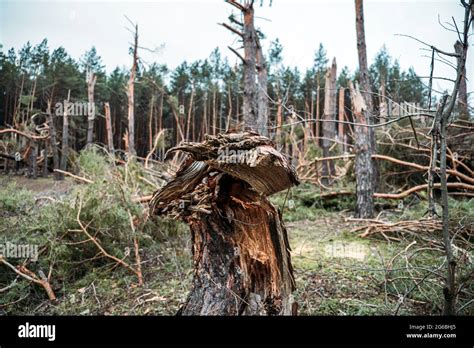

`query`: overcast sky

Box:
[1,0,473,96]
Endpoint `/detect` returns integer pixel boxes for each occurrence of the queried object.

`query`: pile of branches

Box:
[296,120,474,200]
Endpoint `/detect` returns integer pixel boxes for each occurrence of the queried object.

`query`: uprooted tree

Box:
[149,0,298,315]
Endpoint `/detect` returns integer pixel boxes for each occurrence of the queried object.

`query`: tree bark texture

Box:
[350,82,374,218]
[322,58,337,185]
[242,3,258,131]
[86,70,97,145]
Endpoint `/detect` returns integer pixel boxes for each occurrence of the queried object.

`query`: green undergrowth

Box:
[0,147,191,315]
[0,150,471,315]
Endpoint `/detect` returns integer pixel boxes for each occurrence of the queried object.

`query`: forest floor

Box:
[1,166,472,316]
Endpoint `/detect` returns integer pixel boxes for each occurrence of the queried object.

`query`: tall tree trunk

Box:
[321,58,337,185]
[28,140,37,179]
[160,0,298,316]
[104,102,114,152]
[47,100,61,180]
[60,90,70,176]
[315,84,320,143]
[86,70,97,145]
[148,94,155,152]
[127,24,139,156]
[454,41,469,120]
[338,87,345,145]
[354,0,375,217]
[350,82,374,218]
[256,42,268,136]
[212,87,217,135]
[186,86,195,140]
[242,2,258,131]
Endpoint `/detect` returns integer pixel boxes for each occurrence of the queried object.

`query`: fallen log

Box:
[313,183,474,200]
[305,154,474,185]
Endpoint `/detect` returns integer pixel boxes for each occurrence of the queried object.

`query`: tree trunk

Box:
[127,24,139,156]
[28,140,37,179]
[150,133,298,315]
[354,0,376,216]
[454,41,469,120]
[148,95,155,151]
[350,82,374,218]
[256,42,268,136]
[322,58,337,185]
[47,100,61,181]
[86,70,97,145]
[60,90,70,175]
[338,87,345,145]
[104,102,114,152]
[440,109,456,315]
[242,3,258,131]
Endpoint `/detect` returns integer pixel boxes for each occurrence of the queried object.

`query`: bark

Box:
[276,96,283,145]
[60,90,70,175]
[150,132,298,315]
[28,140,37,179]
[321,58,337,185]
[454,41,469,120]
[440,109,456,315]
[148,95,155,151]
[127,24,138,156]
[379,75,388,125]
[338,87,345,144]
[104,102,114,152]
[354,0,376,215]
[47,100,61,180]
[242,2,258,131]
[427,96,448,216]
[315,85,320,141]
[355,0,373,113]
[256,41,268,136]
[350,82,374,218]
[86,70,97,145]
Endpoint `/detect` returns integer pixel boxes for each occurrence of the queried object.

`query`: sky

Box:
[0,0,473,96]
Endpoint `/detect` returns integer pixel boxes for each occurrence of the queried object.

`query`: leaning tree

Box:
[149,0,298,315]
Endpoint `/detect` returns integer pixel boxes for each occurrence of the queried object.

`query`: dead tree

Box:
[222,0,259,131]
[350,82,374,218]
[454,41,469,120]
[321,58,337,185]
[47,99,61,180]
[354,0,376,217]
[86,69,97,145]
[60,90,70,176]
[104,102,114,152]
[424,0,472,315]
[150,1,297,315]
[256,39,268,136]
[126,21,139,156]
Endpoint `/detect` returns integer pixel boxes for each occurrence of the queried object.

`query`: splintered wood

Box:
[150,132,298,315]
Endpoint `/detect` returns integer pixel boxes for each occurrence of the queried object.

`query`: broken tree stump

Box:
[150,132,299,315]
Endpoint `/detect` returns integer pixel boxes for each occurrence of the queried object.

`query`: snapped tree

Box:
[150,0,298,315]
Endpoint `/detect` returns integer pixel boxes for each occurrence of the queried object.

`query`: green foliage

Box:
[0,181,34,215]
[0,150,188,314]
